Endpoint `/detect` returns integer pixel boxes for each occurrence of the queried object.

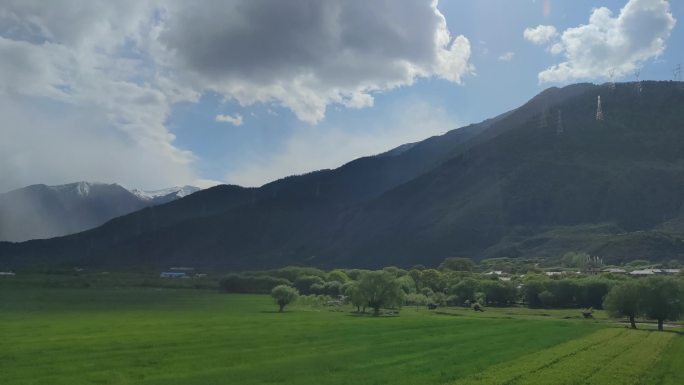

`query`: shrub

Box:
[271,285,299,312]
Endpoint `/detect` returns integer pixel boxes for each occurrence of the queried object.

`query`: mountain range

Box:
[2,81,684,270]
[0,182,199,242]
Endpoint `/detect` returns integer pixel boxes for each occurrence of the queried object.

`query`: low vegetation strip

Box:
[451,329,677,385]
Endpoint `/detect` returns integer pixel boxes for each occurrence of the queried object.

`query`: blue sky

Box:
[0,0,681,192]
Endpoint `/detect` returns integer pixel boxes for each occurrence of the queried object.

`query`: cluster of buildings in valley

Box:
[482,267,681,279]
[159,267,207,278]
[620,268,681,276]
[539,267,681,278]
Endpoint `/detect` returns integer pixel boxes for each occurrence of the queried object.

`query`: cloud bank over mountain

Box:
[0,0,472,192]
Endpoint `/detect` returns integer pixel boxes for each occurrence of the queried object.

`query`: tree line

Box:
[219,258,684,328]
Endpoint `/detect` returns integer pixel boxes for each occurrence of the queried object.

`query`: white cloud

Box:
[216,113,243,126]
[498,52,515,62]
[159,0,474,124]
[0,1,201,191]
[531,0,676,83]
[226,102,459,187]
[523,25,558,45]
[0,95,196,193]
[0,0,473,191]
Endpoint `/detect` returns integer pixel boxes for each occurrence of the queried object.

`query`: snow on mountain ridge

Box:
[130,185,200,201]
[48,181,118,197]
[39,181,200,201]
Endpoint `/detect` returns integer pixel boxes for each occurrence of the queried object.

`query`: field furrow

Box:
[451,328,678,385]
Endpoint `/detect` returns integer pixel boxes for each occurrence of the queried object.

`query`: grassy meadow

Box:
[1,285,682,385]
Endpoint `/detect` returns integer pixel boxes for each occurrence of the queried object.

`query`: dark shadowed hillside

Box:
[3,82,684,269]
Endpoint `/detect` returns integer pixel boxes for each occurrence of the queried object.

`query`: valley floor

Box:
[0,288,682,385]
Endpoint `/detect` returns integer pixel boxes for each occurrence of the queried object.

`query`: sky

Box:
[0,0,681,192]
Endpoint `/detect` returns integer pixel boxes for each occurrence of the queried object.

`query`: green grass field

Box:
[1,287,682,385]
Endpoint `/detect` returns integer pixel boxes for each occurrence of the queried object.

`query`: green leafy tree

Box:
[419,269,445,292]
[343,281,366,313]
[408,269,424,290]
[544,279,577,307]
[474,291,487,306]
[538,290,556,308]
[439,257,474,272]
[430,291,448,307]
[358,271,404,315]
[270,266,326,282]
[576,278,612,309]
[271,285,299,312]
[404,293,429,307]
[293,275,325,294]
[481,280,518,306]
[382,266,407,276]
[328,270,350,283]
[323,281,342,296]
[450,278,479,305]
[641,277,684,331]
[603,280,643,329]
[521,279,546,308]
[396,275,417,294]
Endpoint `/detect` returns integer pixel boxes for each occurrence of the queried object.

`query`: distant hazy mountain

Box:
[0,182,199,242]
[3,82,684,269]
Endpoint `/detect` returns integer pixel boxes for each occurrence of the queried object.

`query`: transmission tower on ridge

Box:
[675,64,683,89]
[596,95,604,121]
[539,103,548,128]
[608,69,616,91]
[634,69,642,94]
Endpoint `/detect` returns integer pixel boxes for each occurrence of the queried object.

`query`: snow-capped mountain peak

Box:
[49,181,117,197]
[130,185,200,201]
